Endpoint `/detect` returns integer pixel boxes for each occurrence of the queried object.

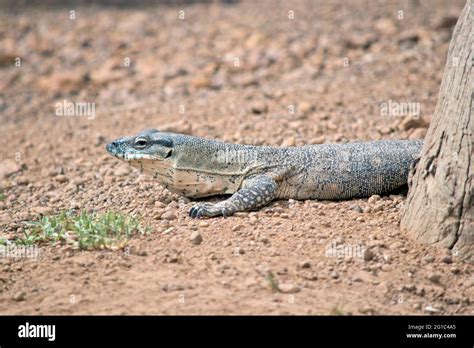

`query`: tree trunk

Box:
[401,0,473,263]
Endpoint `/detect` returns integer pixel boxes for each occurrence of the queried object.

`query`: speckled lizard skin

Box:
[106,129,423,218]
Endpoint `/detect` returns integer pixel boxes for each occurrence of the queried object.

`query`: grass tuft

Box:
[19,211,148,250]
[329,306,345,316]
[266,271,280,292]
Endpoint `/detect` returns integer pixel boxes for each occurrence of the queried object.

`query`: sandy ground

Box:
[0,0,472,315]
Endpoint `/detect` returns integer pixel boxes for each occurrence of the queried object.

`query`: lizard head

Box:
[106,128,174,165]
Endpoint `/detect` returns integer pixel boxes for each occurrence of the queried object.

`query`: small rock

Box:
[359,306,376,314]
[250,101,268,114]
[56,175,69,183]
[13,291,26,301]
[330,271,339,279]
[441,255,453,264]
[191,75,212,89]
[424,305,441,314]
[114,165,130,176]
[232,224,245,232]
[422,255,435,263]
[450,267,460,274]
[190,231,203,245]
[161,211,177,221]
[162,227,174,234]
[298,260,311,269]
[310,136,325,144]
[161,283,185,292]
[368,195,381,205]
[32,206,53,216]
[234,247,245,255]
[350,204,363,213]
[298,102,314,115]
[18,212,31,221]
[278,283,301,294]
[428,273,441,284]
[363,249,375,261]
[17,178,29,185]
[0,159,21,178]
[281,136,296,147]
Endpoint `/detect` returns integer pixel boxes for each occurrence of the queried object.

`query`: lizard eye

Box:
[134,138,148,149]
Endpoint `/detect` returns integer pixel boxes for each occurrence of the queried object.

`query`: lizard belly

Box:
[129,158,240,198]
[169,169,240,198]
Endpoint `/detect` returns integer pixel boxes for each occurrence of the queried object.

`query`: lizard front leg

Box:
[189,175,278,218]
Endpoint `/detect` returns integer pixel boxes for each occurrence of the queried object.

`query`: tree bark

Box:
[401,0,473,263]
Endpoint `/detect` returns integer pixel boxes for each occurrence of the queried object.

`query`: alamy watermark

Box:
[55,99,96,120]
[213,148,258,165]
[325,240,365,259]
[380,99,421,119]
[0,245,40,261]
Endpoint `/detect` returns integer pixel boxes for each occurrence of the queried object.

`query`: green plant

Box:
[329,306,345,316]
[21,211,148,250]
[266,271,279,292]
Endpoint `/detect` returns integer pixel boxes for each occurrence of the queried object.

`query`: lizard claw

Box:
[188,203,231,218]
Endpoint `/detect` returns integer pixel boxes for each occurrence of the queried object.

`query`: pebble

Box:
[368,195,381,205]
[298,260,311,269]
[422,255,435,263]
[17,178,29,185]
[363,249,375,261]
[441,255,453,264]
[250,101,268,114]
[450,267,460,274]
[13,291,26,301]
[330,271,339,279]
[31,206,53,215]
[424,305,441,314]
[428,273,441,284]
[278,283,301,294]
[232,224,245,232]
[281,136,296,147]
[190,231,203,245]
[359,306,376,314]
[350,204,363,213]
[56,175,69,183]
[0,159,20,178]
[162,227,174,235]
[113,166,130,176]
[298,101,314,114]
[161,211,177,221]
[191,75,212,88]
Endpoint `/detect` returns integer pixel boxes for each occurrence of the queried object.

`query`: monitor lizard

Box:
[106,129,423,218]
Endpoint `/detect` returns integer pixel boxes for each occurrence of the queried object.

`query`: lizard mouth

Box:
[123,153,162,161]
